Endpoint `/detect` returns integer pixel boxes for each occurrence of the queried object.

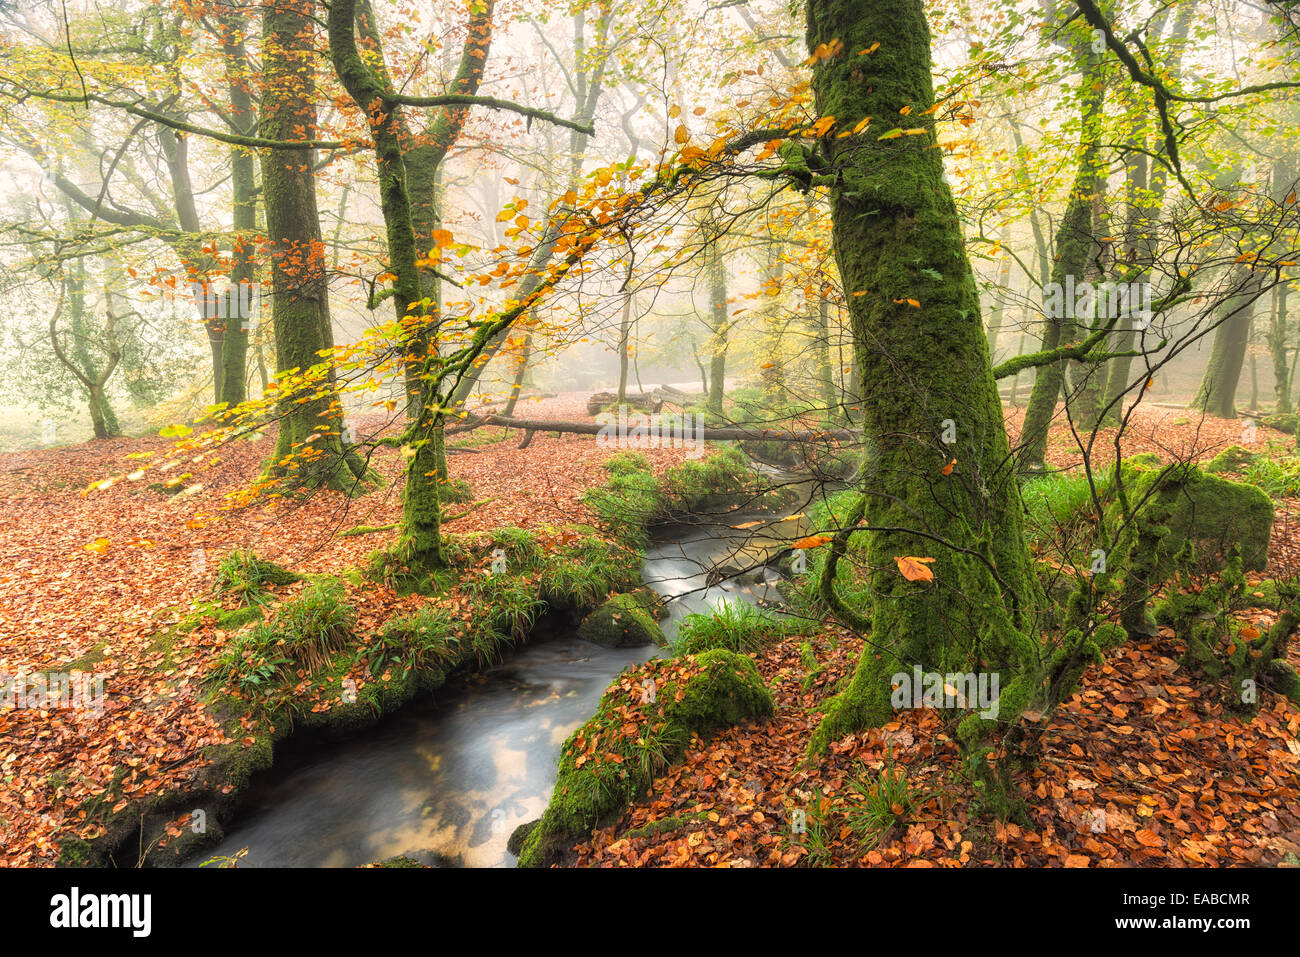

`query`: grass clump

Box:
[213,549,298,606]
[368,604,460,678]
[208,580,355,693]
[673,599,796,655]
[583,452,663,546]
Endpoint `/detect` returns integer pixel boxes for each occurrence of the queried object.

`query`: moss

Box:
[376,855,424,868]
[1107,466,1273,579]
[1205,445,1260,474]
[577,593,667,648]
[518,650,773,867]
[506,819,538,856]
[1262,412,1300,435]
[624,810,712,839]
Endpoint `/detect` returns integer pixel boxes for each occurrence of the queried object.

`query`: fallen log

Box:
[586,390,663,415]
[456,413,860,443]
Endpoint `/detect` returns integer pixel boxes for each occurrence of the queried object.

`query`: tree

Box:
[803,0,1044,764]
[260,0,372,490]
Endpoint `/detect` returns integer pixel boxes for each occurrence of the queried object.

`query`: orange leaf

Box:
[792,534,832,549]
[895,556,936,581]
[940,458,956,475]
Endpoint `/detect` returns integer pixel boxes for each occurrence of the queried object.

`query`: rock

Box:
[1108,466,1273,577]
[517,649,773,867]
[576,593,667,647]
[1106,466,1274,634]
[1204,445,1259,475]
[507,820,538,857]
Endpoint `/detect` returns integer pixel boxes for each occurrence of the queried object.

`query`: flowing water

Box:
[189,516,789,868]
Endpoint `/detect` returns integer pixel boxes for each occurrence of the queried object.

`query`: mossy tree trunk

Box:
[330,0,448,567]
[1100,4,1192,425]
[805,0,1043,753]
[706,238,728,416]
[814,292,837,416]
[218,7,256,409]
[260,0,369,490]
[1271,281,1292,414]
[1017,42,1105,470]
[1067,188,1111,427]
[1193,269,1263,419]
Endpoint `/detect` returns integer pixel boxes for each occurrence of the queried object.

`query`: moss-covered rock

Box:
[576,593,667,648]
[1204,445,1260,475]
[517,650,773,867]
[1106,466,1273,635]
[1108,466,1273,576]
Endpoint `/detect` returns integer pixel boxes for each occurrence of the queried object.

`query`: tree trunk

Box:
[815,295,836,417]
[1272,281,1292,414]
[261,0,368,490]
[1018,42,1105,470]
[218,7,255,408]
[805,0,1042,756]
[616,294,632,403]
[706,241,728,416]
[501,328,533,419]
[1193,270,1262,419]
[1100,3,1193,425]
[984,227,1012,359]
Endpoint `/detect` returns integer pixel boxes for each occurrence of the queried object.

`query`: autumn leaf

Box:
[894,556,936,581]
[83,537,111,555]
[792,534,832,549]
[941,458,956,475]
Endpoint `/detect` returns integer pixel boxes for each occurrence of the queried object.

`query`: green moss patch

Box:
[577,593,667,648]
[516,649,773,867]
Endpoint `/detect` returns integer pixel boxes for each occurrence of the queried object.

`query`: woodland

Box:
[0,0,1299,872]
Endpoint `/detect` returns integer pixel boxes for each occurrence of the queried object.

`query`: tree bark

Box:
[805,0,1043,754]
[261,0,368,490]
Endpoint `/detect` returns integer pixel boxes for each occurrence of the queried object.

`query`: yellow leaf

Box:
[83,537,111,555]
[674,124,690,145]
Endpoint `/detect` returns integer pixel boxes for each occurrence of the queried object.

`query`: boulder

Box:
[576,593,667,647]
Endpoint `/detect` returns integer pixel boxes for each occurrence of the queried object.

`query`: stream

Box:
[188,515,789,868]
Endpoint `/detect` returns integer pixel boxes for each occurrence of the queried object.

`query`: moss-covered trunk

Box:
[706,240,728,416]
[1193,269,1262,419]
[260,0,367,490]
[219,8,256,409]
[1271,281,1292,414]
[1018,43,1105,470]
[805,0,1042,751]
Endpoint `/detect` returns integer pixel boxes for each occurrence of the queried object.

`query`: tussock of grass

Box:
[673,599,797,655]
[213,549,298,606]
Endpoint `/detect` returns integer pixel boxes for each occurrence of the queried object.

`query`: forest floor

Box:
[1,397,1298,866]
